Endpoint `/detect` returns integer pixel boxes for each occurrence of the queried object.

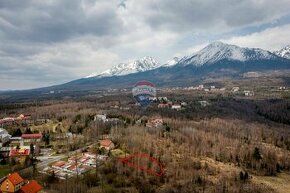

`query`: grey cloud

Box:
[0,0,124,43]
[128,0,290,32]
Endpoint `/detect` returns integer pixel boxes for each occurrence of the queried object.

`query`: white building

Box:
[244,90,254,97]
[94,114,107,122]
[171,105,182,110]
[231,87,240,92]
[0,128,11,146]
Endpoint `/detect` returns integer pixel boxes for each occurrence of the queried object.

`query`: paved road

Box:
[36,142,96,169]
[36,155,66,169]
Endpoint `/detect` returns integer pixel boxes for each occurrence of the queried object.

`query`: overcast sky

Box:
[0,0,290,90]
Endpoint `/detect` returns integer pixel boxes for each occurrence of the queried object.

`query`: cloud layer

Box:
[0,0,290,89]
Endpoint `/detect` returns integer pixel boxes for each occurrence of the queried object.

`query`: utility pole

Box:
[65,174,68,193]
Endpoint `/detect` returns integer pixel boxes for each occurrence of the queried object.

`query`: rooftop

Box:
[9,148,30,157]
[100,139,113,147]
[52,161,66,168]
[7,172,24,185]
[21,133,42,138]
[20,180,42,193]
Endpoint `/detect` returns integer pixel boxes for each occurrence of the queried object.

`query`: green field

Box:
[0,165,11,178]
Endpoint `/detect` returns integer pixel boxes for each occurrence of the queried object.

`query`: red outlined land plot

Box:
[118,152,164,177]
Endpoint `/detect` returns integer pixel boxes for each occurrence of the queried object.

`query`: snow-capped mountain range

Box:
[176,41,277,67]
[86,42,289,78]
[274,45,290,59]
[86,56,164,78]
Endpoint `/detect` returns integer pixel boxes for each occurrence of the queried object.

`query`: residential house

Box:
[181,102,187,107]
[171,104,182,111]
[100,140,115,150]
[0,172,25,193]
[94,114,107,122]
[21,134,42,143]
[0,128,11,147]
[19,180,42,193]
[52,161,66,170]
[231,87,240,93]
[9,137,23,146]
[158,103,169,108]
[9,148,30,164]
[279,86,286,90]
[16,114,31,121]
[244,90,254,97]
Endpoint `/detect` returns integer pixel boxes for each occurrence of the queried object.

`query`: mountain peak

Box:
[85,56,161,78]
[274,45,290,59]
[177,42,276,66]
[207,41,227,47]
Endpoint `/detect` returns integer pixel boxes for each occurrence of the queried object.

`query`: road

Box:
[36,155,66,169]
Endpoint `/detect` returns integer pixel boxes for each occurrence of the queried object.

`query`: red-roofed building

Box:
[21,134,42,143]
[100,140,114,150]
[9,149,30,157]
[52,161,66,170]
[9,148,30,164]
[19,180,42,193]
[0,172,25,192]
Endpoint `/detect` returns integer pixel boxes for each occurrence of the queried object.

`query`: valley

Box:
[1,76,290,193]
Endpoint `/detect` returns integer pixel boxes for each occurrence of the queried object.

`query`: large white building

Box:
[0,128,11,147]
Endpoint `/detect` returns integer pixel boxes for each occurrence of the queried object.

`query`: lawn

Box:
[0,164,11,178]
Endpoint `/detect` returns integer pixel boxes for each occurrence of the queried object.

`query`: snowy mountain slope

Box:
[274,45,290,59]
[86,56,162,78]
[177,41,277,67]
[165,57,180,67]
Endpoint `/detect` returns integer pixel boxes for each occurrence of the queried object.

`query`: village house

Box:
[19,180,42,193]
[52,161,67,170]
[16,114,31,121]
[94,114,107,122]
[9,148,30,164]
[21,133,42,143]
[100,139,115,150]
[0,172,42,193]
[0,128,11,147]
[231,87,240,93]
[278,86,286,90]
[181,102,187,107]
[244,90,254,97]
[0,114,31,127]
[0,172,25,193]
[9,137,23,146]
[171,104,182,111]
[158,103,169,108]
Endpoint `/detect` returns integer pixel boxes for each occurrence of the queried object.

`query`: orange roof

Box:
[67,164,77,171]
[7,172,24,185]
[100,139,113,147]
[52,161,66,168]
[9,149,30,157]
[20,180,42,193]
